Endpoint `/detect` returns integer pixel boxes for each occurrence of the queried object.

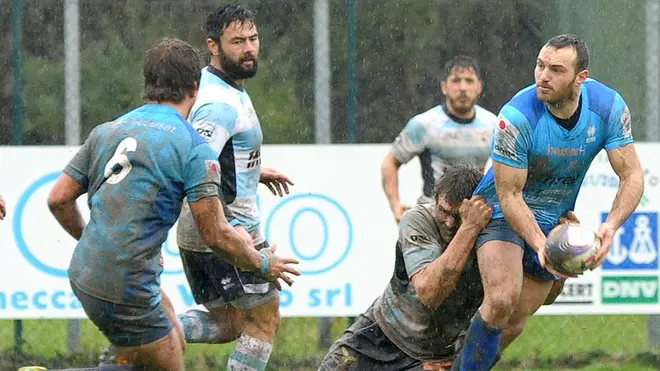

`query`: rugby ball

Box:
[545,223,600,275]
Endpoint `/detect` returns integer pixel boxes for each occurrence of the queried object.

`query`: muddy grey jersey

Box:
[391,105,496,203]
[372,203,484,361]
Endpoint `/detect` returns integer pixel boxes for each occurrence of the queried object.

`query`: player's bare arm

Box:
[493,160,572,278]
[410,196,491,308]
[189,195,300,289]
[493,161,544,250]
[259,167,294,197]
[0,193,6,220]
[381,152,410,223]
[47,173,87,240]
[594,143,644,266]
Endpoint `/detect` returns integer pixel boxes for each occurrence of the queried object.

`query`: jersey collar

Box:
[206,65,245,92]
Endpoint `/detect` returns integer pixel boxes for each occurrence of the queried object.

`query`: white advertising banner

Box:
[0,144,659,319]
[0,145,421,319]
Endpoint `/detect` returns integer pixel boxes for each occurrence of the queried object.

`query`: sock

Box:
[177,309,223,343]
[456,312,503,371]
[227,334,273,371]
[488,353,502,370]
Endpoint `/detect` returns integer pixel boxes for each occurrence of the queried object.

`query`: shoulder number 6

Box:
[104,137,137,184]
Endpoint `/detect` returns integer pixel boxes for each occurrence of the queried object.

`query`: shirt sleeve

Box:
[491,105,532,169]
[398,208,443,277]
[63,128,95,188]
[183,140,222,203]
[604,93,634,151]
[190,102,239,153]
[391,117,427,164]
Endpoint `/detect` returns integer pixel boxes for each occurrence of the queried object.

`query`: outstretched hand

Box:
[260,244,301,290]
[260,168,294,197]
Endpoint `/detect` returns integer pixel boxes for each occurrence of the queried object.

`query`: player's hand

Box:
[0,194,5,220]
[559,210,580,225]
[459,195,492,231]
[392,203,411,224]
[591,222,616,268]
[259,244,300,290]
[260,168,294,197]
[538,243,577,279]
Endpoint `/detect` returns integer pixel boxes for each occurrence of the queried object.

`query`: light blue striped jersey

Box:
[391,104,497,202]
[177,66,265,251]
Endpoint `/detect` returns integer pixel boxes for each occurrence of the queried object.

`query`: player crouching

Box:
[318,164,491,371]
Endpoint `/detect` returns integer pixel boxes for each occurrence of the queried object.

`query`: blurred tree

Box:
[1,0,644,145]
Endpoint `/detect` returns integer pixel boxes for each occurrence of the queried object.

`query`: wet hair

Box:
[433,164,484,206]
[442,55,481,80]
[206,4,256,41]
[142,38,201,103]
[545,34,589,72]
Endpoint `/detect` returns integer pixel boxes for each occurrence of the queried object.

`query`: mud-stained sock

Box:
[177,309,222,343]
[227,334,273,371]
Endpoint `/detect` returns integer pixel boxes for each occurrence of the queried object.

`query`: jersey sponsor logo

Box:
[586,125,597,143]
[547,144,586,157]
[195,120,215,140]
[409,235,431,243]
[247,149,261,169]
[539,174,579,186]
[205,160,221,182]
[621,105,632,139]
[493,116,519,160]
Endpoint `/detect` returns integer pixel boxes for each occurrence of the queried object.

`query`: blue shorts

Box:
[70,280,172,347]
[475,219,559,282]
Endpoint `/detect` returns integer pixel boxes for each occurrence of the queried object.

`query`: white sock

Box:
[227,333,273,371]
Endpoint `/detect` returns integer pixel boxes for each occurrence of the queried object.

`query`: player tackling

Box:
[319,164,492,371]
[452,34,645,370]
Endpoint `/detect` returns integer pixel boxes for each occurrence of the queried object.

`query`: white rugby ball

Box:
[545,223,600,275]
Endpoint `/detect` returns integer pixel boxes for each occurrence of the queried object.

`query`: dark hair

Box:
[142,38,201,104]
[442,55,481,80]
[545,34,589,72]
[206,4,255,41]
[433,164,484,206]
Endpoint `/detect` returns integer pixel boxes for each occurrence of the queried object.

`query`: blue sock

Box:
[458,312,503,371]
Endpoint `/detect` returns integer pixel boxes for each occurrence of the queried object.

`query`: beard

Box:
[545,87,577,108]
[538,76,578,108]
[446,95,476,115]
[219,50,259,80]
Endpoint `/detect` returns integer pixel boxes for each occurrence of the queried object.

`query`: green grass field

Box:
[0,315,656,370]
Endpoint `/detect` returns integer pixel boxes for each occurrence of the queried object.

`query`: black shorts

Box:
[179,241,278,310]
[318,313,423,371]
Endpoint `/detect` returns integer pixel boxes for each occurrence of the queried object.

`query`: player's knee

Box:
[482,291,518,323]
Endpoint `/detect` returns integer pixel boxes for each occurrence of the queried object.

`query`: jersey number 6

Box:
[104,137,137,184]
